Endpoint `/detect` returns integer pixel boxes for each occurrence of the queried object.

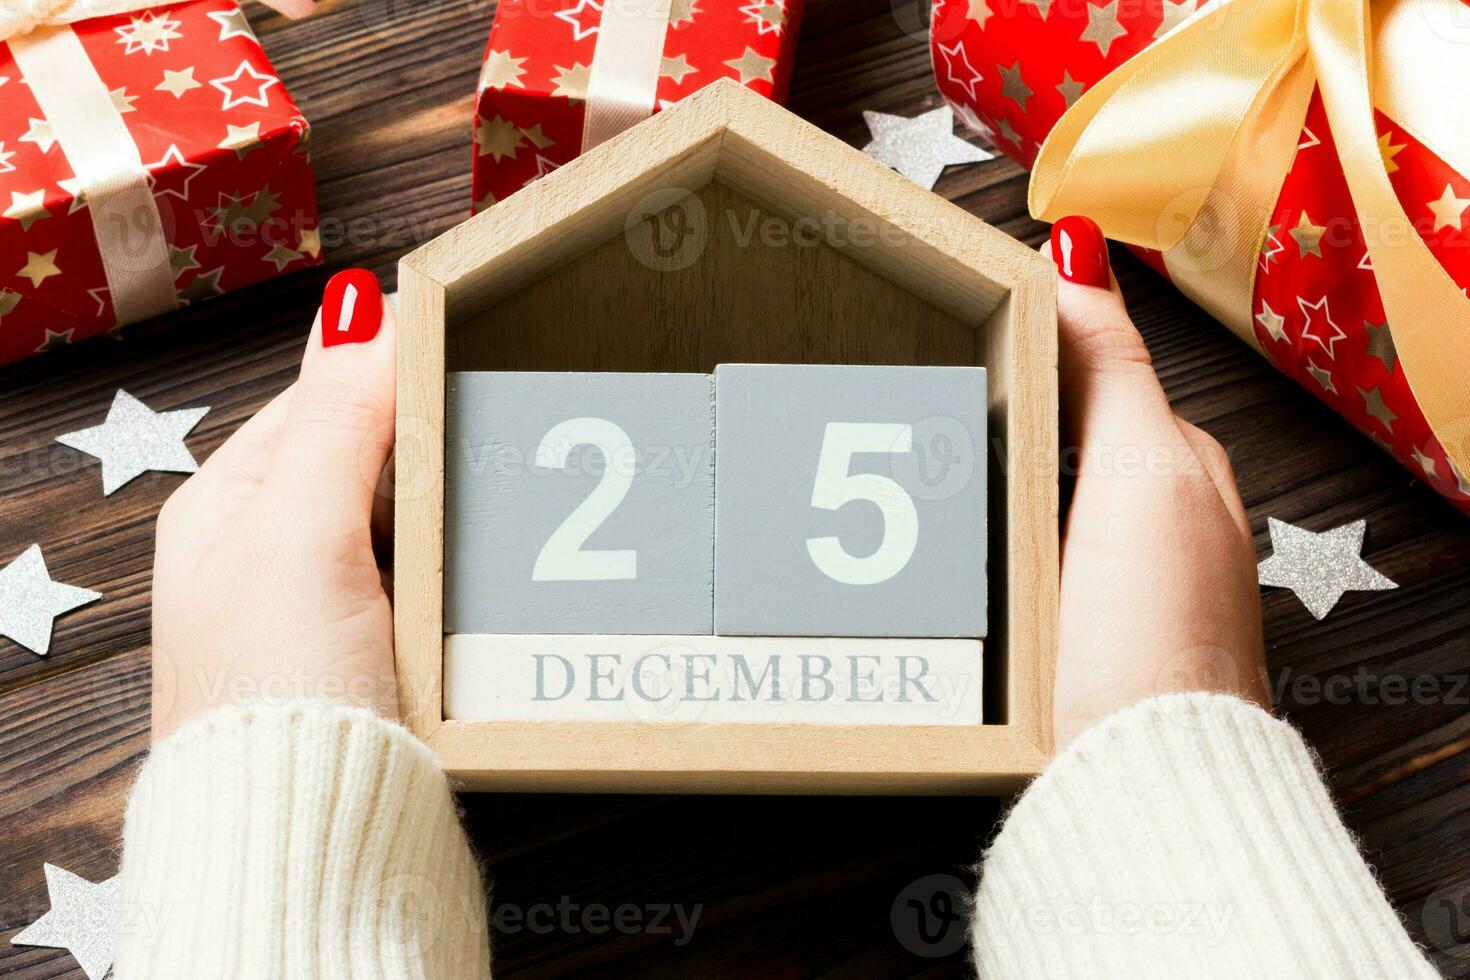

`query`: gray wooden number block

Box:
[714,364,987,637]
[446,372,714,634]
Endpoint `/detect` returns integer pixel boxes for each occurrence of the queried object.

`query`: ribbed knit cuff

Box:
[116,700,490,980]
[972,693,1437,980]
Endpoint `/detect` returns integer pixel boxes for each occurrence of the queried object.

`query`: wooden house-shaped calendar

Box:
[395,80,1058,793]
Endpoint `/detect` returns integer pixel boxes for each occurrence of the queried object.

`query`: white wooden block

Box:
[714,364,988,638]
[444,634,983,726]
[445,372,714,634]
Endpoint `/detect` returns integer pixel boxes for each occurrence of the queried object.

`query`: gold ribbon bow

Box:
[2,0,310,324]
[1031,0,1470,480]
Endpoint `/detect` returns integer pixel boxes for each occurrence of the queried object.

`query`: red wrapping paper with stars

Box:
[0,0,319,367]
[472,0,801,212]
[932,0,1470,513]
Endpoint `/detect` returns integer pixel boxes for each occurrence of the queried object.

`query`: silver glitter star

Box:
[861,107,993,190]
[11,864,120,979]
[0,545,101,655]
[56,389,208,496]
[1257,517,1397,620]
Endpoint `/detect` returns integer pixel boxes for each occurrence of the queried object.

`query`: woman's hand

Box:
[150,270,398,740]
[1048,216,1270,749]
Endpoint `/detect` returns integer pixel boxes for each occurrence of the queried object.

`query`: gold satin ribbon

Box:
[1031,0,1470,478]
[582,0,674,151]
[2,0,311,324]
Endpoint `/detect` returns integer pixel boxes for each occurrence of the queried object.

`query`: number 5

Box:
[806,422,918,586]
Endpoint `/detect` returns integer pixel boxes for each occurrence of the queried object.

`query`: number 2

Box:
[532,418,638,582]
[805,422,919,586]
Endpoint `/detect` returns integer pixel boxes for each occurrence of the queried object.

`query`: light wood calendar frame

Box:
[395,81,1059,793]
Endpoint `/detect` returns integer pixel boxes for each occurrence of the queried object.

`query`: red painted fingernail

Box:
[1049,215,1111,288]
[321,269,383,347]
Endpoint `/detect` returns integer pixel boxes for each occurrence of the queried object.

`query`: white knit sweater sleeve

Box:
[972,692,1438,979]
[115,700,491,979]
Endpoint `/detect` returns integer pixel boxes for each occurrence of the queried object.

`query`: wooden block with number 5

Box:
[445,372,715,634]
[714,364,987,638]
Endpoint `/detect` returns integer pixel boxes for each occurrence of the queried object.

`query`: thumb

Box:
[264,269,396,528]
[1045,217,1178,450]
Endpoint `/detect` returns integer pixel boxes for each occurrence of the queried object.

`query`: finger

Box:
[1043,218,1181,455]
[193,383,296,490]
[263,269,396,529]
[1175,417,1252,542]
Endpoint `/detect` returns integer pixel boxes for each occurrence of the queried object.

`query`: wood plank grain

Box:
[1,0,1468,975]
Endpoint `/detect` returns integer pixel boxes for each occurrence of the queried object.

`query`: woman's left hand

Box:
[150,270,398,740]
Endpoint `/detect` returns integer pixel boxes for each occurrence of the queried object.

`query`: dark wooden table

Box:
[3,0,1469,976]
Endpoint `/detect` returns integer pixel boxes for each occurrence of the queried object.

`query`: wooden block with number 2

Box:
[444,372,715,635]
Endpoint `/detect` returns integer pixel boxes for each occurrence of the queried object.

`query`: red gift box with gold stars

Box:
[0,0,319,366]
[471,0,801,212]
[932,0,1470,513]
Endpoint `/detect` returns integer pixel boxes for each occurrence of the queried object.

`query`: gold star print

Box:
[207,7,256,41]
[34,328,73,352]
[967,0,992,28]
[4,190,49,231]
[669,0,701,27]
[57,177,88,213]
[20,117,56,153]
[1290,210,1325,258]
[479,49,527,91]
[1427,183,1470,232]
[739,0,786,35]
[157,67,201,98]
[218,121,262,159]
[475,114,524,162]
[998,62,1032,113]
[1358,385,1397,433]
[1020,0,1053,16]
[519,123,554,149]
[178,267,224,304]
[169,244,200,278]
[1306,360,1336,394]
[1254,299,1287,343]
[1056,71,1084,108]
[298,227,321,259]
[114,11,183,55]
[111,87,139,114]
[996,117,1023,146]
[724,46,777,85]
[18,249,61,288]
[661,53,697,84]
[1411,446,1438,478]
[262,244,302,271]
[1153,0,1195,39]
[472,191,496,213]
[1080,0,1128,58]
[550,62,590,100]
[0,288,20,320]
[1363,320,1396,372]
[1377,131,1406,174]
